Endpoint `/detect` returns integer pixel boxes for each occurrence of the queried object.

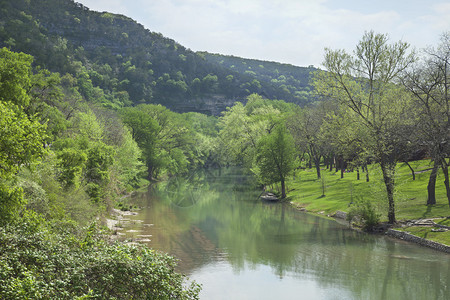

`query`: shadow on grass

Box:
[422,205,432,219]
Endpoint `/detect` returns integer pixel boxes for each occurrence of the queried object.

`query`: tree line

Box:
[0,0,315,114]
[217,31,450,227]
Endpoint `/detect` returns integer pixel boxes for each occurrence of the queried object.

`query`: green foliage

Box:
[57,148,87,188]
[0,183,24,226]
[80,143,115,202]
[0,225,201,299]
[0,0,316,113]
[202,52,315,105]
[254,123,296,198]
[313,31,416,224]
[112,126,144,190]
[347,198,381,231]
[0,101,47,179]
[120,104,202,179]
[0,47,33,107]
[0,43,202,300]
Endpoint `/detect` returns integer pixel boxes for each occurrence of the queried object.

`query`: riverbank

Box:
[286,159,450,252]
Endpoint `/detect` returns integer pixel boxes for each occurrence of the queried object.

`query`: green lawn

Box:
[286,160,450,245]
[396,225,450,246]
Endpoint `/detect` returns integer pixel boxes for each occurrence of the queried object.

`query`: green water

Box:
[119,168,450,300]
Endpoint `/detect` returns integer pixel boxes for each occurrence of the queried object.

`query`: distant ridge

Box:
[0,0,316,114]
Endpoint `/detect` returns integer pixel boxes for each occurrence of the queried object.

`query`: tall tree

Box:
[313,31,415,223]
[0,48,47,224]
[254,123,296,198]
[403,32,450,206]
[218,94,282,169]
[120,106,159,180]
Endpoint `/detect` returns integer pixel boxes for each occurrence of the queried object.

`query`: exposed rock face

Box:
[166,96,245,115]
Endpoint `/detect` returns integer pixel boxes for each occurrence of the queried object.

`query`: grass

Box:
[286,159,450,246]
[396,225,450,246]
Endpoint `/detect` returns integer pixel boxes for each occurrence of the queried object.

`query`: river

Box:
[118,168,450,300]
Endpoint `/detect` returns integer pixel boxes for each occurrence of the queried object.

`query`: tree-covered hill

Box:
[0,0,315,114]
[201,52,316,105]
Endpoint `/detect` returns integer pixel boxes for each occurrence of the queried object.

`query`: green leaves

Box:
[0,225,201,299]
[254,124,296,198]
[313,31,416,224]
[0,47,33,108]
[0,101,47,180]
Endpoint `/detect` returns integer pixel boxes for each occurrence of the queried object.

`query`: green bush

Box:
[347,198,381,232]
[0,224,201,299]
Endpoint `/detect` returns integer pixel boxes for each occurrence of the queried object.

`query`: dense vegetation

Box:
[0,0,315,115]
[0,47,204,298]
[1,0,450,295]
[201,53,316,104]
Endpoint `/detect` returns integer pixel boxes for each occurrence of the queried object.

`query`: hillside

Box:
[201,52,316,105]
[0,0,316,114]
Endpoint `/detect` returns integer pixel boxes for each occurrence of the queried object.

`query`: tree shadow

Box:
[422,204,433,218]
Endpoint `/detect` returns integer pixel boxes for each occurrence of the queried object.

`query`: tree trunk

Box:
[281,178,286,199]
[404,161,415,180]
[147,164,154,181]
[357,168,360,180]
[314,158,321,179]
[441,161,450,207]
[364,163,370,182]
[380,161,396,224]
[427,161,439,205]
[340,159,345,179]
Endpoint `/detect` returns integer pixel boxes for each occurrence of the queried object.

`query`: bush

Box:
[347,198,381,232]
[0,224,201,299]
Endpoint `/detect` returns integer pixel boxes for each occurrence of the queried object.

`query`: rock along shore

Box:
[385,229,450,254]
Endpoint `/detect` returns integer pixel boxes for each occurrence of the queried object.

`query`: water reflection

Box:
[121,168,450,300]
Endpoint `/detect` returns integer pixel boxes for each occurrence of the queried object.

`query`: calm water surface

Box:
[119,168,450,300]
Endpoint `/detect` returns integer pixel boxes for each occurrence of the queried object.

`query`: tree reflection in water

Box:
[122,167,450,300]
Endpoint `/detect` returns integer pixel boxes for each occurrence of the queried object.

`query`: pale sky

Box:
[77,0,450,67]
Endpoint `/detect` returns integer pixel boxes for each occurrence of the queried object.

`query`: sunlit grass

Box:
[287,159,450,221]
[287,159,450,246]
[396,226,450,246]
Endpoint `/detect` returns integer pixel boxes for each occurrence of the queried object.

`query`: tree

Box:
[313,31,415,223]
[0,102,47,179]
[288,105,327,179]
[0,48,47,225]
[254,123,296,198]
[121,104,194,179]
[0,47,33,108]
[120,106,159,180]
[84,143,115,202]
[403,32,450,206]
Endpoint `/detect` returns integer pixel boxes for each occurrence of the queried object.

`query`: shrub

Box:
[0,224,201,299]
[347,198,381,232]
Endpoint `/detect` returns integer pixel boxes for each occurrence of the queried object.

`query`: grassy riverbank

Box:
[286,159,450,246]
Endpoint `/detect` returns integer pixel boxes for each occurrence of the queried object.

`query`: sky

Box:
[77,0,450,68]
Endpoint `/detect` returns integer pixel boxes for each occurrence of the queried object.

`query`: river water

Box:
[119,168,450,300]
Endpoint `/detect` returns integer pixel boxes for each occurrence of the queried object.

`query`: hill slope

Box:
[0,0,316,114]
